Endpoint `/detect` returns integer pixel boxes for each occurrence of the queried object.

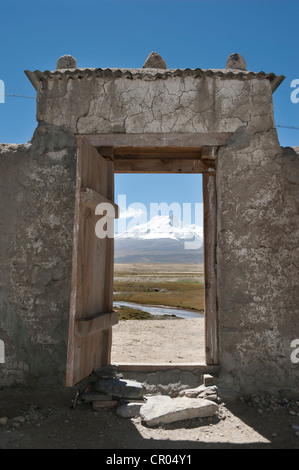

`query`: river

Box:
[113,301,204,319]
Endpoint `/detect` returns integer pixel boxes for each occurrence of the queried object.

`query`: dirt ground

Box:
[111,318,205,363]
[1,317,299,450]
[1,265,297,450]
[0,384,299,450]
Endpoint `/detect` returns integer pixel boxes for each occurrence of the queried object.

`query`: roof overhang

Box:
[24,67,285,94]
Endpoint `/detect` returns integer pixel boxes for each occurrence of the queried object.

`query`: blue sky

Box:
[0,0,298,228]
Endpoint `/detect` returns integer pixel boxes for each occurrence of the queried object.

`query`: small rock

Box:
[0,417,8,425]
[131,417,140,424]
[179,385,219,403]
[142,52,167,70]
[295,431,299,438]
[291,424,299,431]
[116,402,144,418]
[226,53,246,71]
[13,416,26,424]
[271,432,278,437]
[56,55,77,70]
[24,405,43,421]
[204,374,215,386]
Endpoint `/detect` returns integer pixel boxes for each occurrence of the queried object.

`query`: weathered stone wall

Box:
[0,67,298,393]
[217,135,299,395]
[0,125,76,385]
[35,70,274,135]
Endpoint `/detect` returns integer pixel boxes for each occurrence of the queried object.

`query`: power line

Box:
[4,93,36,100]
[276,125,299,131]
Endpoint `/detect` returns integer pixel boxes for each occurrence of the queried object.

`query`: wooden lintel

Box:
[75,311,119,338]
[81,132,232,149]
[114,158,214,174]
[80,187,119,218]
[201,146,218,161]
[97,146,114,160]
[113,146,202,159]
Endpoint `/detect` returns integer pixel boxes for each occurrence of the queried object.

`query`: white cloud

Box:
[119,206,147,219]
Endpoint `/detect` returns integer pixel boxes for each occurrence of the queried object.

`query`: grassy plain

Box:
[114,263,205,314]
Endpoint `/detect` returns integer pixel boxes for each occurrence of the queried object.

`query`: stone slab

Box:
[95,378,144,399]
[140,395,219,426]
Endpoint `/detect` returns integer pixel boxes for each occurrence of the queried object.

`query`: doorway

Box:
[111,173,205,365]
[66,135,218,386]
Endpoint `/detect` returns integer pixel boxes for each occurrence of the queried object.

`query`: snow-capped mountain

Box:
[114,214,204,263]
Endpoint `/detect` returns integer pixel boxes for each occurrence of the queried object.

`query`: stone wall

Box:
[35,69,275,135]
[0,125,76,385]
[0,65,298,393]
[217,135,299,395]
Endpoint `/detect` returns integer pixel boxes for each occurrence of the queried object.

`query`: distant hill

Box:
[114,214,204,263]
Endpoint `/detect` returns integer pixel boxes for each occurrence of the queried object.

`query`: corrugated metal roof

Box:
[24,67,285,94]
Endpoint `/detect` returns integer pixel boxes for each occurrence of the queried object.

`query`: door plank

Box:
[75,311,119,338]
[66,137,117,386]
[80,187,119,217]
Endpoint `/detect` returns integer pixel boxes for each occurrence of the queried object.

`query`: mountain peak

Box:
[116,214,203,241]
[115,214,204,263]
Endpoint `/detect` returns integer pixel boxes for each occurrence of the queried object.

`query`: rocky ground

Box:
[1,379,299,450]
[1,313,299,450]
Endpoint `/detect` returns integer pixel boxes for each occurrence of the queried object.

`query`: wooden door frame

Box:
[72,133,223,375]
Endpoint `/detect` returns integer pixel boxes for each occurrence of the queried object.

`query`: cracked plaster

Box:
[0,69,298,394]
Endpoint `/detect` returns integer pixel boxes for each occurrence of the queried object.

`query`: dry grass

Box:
[116,305,152,320]
[113,263,205,312]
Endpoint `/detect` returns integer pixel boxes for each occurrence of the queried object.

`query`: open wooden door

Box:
[66,137,119,386]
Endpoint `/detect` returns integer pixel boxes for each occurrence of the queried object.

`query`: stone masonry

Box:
[0,54,298,395]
